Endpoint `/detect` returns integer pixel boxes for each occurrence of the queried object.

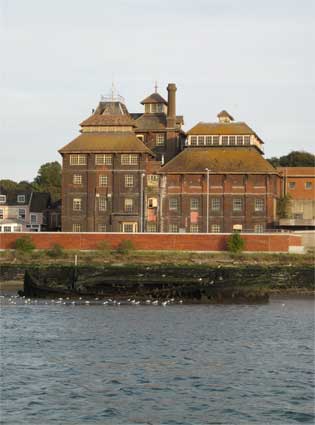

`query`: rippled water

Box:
[1,296,314,424]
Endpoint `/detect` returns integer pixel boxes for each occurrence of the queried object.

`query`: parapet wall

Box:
[0,232,302,253]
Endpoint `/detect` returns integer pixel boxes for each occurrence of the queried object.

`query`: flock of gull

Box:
[0,294,184,307]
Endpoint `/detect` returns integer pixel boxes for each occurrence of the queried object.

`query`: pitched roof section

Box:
[130,114,184,131]
[158,148,277,174]
[217,110,234,120]
[0,189,32,205]
[30,192,51,212]
[140,92,168,105]
[59,133,154,155]
[80,100,135,127]
[187,122,263,143]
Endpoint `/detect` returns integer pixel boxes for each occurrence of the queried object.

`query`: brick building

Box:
[158,111,281,233]
[277,167,315,229]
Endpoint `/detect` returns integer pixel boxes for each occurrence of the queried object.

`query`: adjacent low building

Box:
[0,189,50,232]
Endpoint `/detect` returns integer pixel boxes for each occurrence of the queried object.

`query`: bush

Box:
[47,243,64,258]
[14,236,35,253]
[116,239,135,254]
[97,240,111,252]
[227,233,245,253]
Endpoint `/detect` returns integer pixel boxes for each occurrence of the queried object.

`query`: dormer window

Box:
[0,195,6,203]
[145,104,164,113]
[17,195,25,203]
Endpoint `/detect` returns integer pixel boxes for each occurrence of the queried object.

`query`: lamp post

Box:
[94,192,100,232]
[140,173,145,232]
[205,168,210,233]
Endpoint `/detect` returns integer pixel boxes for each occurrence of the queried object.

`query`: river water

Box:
[1,296,314,424]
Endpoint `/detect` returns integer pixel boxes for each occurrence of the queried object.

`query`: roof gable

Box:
[140,92,168,105]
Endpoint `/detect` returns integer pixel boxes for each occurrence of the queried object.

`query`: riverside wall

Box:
[0,232,302,253]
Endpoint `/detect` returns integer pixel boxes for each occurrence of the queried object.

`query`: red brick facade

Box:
[0,232,302,252]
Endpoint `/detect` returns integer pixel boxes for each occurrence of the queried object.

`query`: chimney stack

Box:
[167,83,176,128]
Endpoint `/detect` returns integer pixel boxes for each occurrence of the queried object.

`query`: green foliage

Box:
[33,161,62,202]
[0,179,33,191]
[15,236,35,253]
[277,194,292,218]
[47,243,64,258]
[267,151,315,167]
[97,240,111,252]
[227,233,245,253]
[116,239,135,254]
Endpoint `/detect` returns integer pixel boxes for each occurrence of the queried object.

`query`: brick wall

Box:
[0,232,302,252]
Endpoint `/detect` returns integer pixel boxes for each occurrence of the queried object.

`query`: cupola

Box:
[217,110,234,123]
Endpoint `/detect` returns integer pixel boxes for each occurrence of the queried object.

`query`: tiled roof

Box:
[30,192,51,212]
[131,114,184,131]
[80,114,135,127]
[0,189,31,205]
[217,110,234,120]
[140,92,168,105]
[277,167,315,176]
[158,148,277,174]
[59,133,154,155]
[187,122,263,142]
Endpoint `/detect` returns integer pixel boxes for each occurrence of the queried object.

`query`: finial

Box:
[111,82,116,100]
[154,81,158,93]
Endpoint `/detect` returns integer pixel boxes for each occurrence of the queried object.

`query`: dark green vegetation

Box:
[0,161,61,202]
[267,150,315,167]
[14,236,36,253]
[227,233,245,253]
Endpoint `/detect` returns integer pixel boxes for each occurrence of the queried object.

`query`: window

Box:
[70,154,86,165]
[211,198,221,211]
[30,214,37,224]
[95,154,112,165]
[72,223,81,232]
[73,174,82,185]
[233,198,243,211]
[121,154,138,165]
[229,136,236,145]
[169,198,179,210]
[0,209,3,219]
[124,175,134,187]
[190,224,199,233]
[244,136,251,145]
[73,198,82,211]
[147,223,157,232]
[169,224,178,233]
[18,209,26,220]
[13,226,22,232]
[148,198,158,208]
[0,195,6,204]
[254,224,264,233]
[222,136,228,145]
[124,198,133,213]
[17,195,25,203]
[156,134,165,146]
[190,136,197,146]
[98,197,107,211]
[205,136,212,145]
[211,224,221,233]
[198,136,205,146]
[288,182,296,189]
[236,136,243,145]
[190,198,199,210]
[4,226,11,232]
[305,182,312,189]
[122,222,137,232]
[98,224,106,232]
[99,175,108,187]
[254,199,264,212]
[147,175,159,186]
[213,136,219,145]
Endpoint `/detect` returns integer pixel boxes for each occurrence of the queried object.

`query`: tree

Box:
[0,179,18,191]
[267,151,315,167]
[227,233,245,253]
[33,161,61,202]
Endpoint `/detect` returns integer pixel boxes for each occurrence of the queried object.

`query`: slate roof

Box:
[140,92,168,105]
[80,100,135,127]
[0,189,31,205]
[158,148,277,174]
[30,192,51,212]
[187,121,263,143]
[130,114,184,131]
[59,133,154,155]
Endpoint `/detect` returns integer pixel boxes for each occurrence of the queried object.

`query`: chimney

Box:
[167,83,176,128]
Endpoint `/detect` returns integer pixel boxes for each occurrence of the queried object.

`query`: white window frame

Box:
[121,154,138,165]
[0,209,3,219]
[221,136,229,145]
[99,175,108,187]
[169,223,178,233]
[288,182,296,189]
[190,136,197,146]
[190,224,199,233]
[122,222,137,232]
[211,224,221,233]
[147,223,157,232]
[72,223,81,232]
[18,208,26,220]
[233,198,243,211]
[190,198,199,210]
[254,224,264,233]
[156,133,165,146]
[95,154,112,165]
[30,214,37,224]
[198,136,205,146]
[254,198,264,212]
[169,198,179,210]
[73,198,82,211]
[73,174,82,185]
[124,198,133,213]
[0,195,6,204]
[211,198,221,211]
[17,195,25,203]
[236,136,243,146]
[124,175,134,188]
[70,154,86,165]
[98,197,107,212]
[305,182,312,189]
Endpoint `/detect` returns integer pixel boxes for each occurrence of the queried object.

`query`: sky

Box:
[1,0,314,181]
